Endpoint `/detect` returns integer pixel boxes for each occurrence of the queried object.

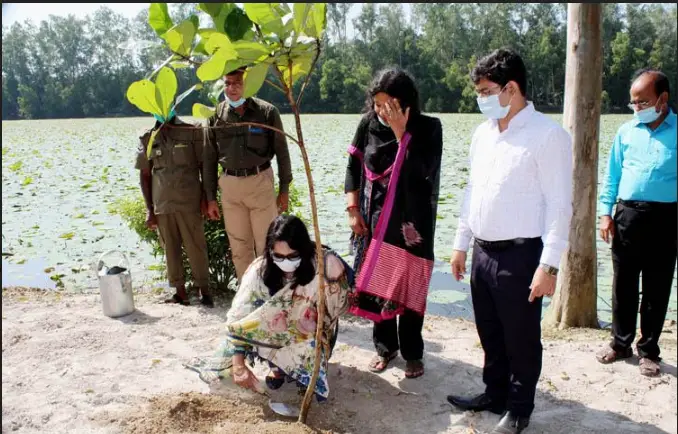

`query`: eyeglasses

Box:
[627,99,656,111]
[271,252,301,262]
[475,84,506,98]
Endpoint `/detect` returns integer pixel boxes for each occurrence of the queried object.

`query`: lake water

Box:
[2,114,676,322]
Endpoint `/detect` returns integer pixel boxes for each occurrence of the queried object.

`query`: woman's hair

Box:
[261,215,317,294]
[363,67,421,117]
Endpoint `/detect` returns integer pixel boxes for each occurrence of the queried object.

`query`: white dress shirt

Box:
[452,102,573,269]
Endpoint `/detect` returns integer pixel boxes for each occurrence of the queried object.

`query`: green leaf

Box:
[197,51,238,82]
[146,128,159,159]
[169,60,192,69]
[293,3,312,34]
[148,3,173,36]
[154,67,177,119]
[205,32,234,56]
[278,56,313,87]
[312,3,327,38]
[195,29,217,55]
[208,80,224,105]
[172,83,203,111]
[243,63,269,98]
[232,40,271,61]
[243,3,283,35]
[198,3,222,18]
[127,80,162,115]
[192,103,216,118]
[163,19,197,57]
[224,7,253,41]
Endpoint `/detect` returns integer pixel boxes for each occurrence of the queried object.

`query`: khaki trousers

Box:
[157,211,210,289]
[219,167,278,281]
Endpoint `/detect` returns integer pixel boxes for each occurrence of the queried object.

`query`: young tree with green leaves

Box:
[124,2,329,423]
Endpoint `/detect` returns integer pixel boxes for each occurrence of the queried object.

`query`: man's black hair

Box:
[471,47,528,96]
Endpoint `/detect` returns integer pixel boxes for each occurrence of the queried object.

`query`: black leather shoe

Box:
[491,411,530,434]
[446,393,506,415]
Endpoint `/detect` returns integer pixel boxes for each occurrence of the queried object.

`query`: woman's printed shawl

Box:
[345,113,443,322]
[184,248,354,401]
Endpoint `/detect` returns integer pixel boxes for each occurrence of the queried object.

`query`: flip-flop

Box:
[164,293,190,306]
[368,352,398,373]
[405,360,424,379]
[596,346,632,364]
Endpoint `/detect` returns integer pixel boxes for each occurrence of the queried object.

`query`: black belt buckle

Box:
[226,161,269,177]
[475,237,533,251]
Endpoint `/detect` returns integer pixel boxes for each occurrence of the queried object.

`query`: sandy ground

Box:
[2,287,677,434]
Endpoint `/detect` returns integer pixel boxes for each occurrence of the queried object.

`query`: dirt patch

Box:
[96,392,331,434]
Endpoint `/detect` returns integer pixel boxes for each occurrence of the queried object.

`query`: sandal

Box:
[265,368,286,390]
[368,352,398,373]
[164,293,190,306]
[200,294,214,308]
[639,357,661,377]
[596,346,632,364]
[405,360,425,379]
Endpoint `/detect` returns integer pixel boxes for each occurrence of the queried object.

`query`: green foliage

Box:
[109,183,305,293]
[2,3,677,120]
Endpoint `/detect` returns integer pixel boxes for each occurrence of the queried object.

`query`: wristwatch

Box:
[539,263,559,277]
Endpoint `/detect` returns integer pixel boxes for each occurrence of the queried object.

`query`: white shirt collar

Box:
[492,101,536,132]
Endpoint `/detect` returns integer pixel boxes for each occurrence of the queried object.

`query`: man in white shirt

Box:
[446,48,573,434]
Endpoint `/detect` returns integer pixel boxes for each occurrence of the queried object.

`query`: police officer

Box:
[204,66,293,282]
[136,113,214,307]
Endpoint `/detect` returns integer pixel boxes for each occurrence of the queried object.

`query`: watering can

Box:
[95,250,135,318]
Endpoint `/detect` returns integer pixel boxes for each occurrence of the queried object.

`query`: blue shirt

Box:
[599,110,677,216]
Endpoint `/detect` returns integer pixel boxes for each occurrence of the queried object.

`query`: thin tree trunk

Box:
[545,3,602,329]
[273,68,327,424]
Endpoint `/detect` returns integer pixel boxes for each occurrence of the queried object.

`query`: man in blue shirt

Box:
[597,68,677,377]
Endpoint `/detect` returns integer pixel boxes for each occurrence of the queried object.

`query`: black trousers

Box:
[610,200,677,360]
[471,238,543,418]
[372,309,425,361]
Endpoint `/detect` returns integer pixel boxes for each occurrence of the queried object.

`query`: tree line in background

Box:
[2,3,676,120]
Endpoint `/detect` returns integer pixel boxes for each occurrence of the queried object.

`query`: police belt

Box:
[224,161,271,177]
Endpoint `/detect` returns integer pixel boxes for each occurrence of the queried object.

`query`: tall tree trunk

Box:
[545,3,602,329]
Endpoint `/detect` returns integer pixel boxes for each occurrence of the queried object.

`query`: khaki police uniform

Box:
[204,97,293,280]
[135,120,210,290]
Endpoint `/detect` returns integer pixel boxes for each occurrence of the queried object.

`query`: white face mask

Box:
[631,103,661,124]
[476,85,512,120]
[228,97,246,108]
[377,114,389,127]
[275,258,301,273]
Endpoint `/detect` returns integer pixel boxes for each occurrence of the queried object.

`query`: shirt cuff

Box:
[539,246,564,269]
[599,202,614,216]
[278,182,289,194]
[452,231,472,252]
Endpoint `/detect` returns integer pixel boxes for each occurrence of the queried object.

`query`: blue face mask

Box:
[632,104,661,124]
[228,97,246,108]
[153,108,176,123]
[476,86,512,120]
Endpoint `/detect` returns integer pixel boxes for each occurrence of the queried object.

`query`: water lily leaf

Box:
[148,3,173,36]
[155,67,177,119]
[192,103,216,119]
[59,232,75,240]
[127,80,162,115]
[243,62,269,98]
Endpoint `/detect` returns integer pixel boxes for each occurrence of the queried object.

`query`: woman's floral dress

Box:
[184,248,353,400]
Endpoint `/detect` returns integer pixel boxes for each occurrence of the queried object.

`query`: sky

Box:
[2,3,411,39]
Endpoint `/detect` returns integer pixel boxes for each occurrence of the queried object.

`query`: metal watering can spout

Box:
[95,250,135,318]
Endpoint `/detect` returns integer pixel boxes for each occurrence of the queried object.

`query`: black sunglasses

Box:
[271,252,301,262]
